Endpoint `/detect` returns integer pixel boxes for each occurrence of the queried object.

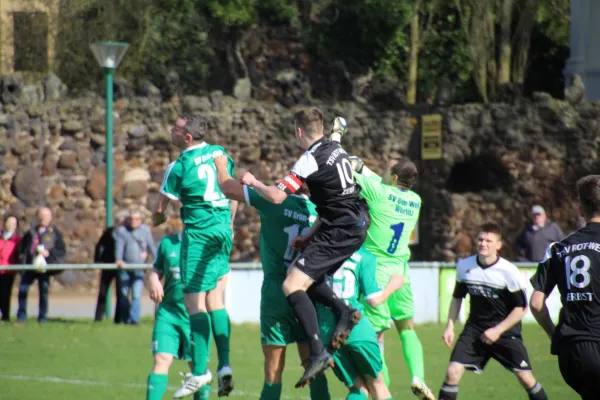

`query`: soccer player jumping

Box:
[239,107,369,387]
[337,124,434,399]
[153,115,237,398]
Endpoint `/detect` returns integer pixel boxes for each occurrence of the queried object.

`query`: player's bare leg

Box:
[394,318,434,400]
[438,362,465,400]
[514,371,548,400]
[261,345,287,399]
[174,293,212,398]
[365,373,392,400]
[376,333,390,387]
[207,274,233,397]
[147,353,174,400]
[283,268,334,388]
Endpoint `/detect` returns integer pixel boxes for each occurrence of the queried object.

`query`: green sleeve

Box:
[359,251,382,299]
[244,185,278,214]
[160,161,183,200]
[355,172,385,204]
[152,240,166,276]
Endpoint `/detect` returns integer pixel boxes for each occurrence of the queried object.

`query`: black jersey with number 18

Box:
[531,222,600,354]
[277,137,362,227]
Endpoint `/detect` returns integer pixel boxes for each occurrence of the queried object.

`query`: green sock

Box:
[209,308,231,369]
[309,373,331,400]
[260,382,282,400]
[380,342,390,387]
[190,312,212,375]
[400,329,425,380]
[194,384,211,400]
[146,373,168,400]
[346,387,368,399]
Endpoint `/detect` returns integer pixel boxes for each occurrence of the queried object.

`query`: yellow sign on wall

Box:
[421,114,442,160]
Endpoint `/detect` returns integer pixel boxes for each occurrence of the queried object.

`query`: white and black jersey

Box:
[454,255,528,337]
[277,138,362,227]
[531,222,600,354]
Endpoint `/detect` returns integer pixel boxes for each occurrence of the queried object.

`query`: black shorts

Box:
[295,221,367,282]
[557,341,600,400]
[450,325,532,373]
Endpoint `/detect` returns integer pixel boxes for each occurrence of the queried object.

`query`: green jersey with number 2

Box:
[244,186,318,279]
[160,143,235,229]
[355,170,421,280]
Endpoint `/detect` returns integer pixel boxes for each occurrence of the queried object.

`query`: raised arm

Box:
[214,155,246,203]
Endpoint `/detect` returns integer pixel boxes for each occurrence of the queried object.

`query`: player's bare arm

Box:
[214,155,246,203]
[366,274,405,307]
[291,218,322,250]
[153,193,170,226]
[147,268,165,303]
[480,305,527,345]
[529,290,555,339]
[240,171,288,205]
[442,294,463,348]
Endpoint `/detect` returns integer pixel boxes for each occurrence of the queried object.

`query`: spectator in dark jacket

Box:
[0,215,21,322]
[516,205,565,262]
[17,207,66,324]
[93,211,129,323]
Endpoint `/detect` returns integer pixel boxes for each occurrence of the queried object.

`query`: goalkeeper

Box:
[146,228,211,400]
[332,120,435,400]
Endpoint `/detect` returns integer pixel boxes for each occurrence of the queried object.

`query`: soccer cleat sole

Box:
[295,360,335,389]
[411,382,436,400]
[330,310,362,350]
[218,375,234,397]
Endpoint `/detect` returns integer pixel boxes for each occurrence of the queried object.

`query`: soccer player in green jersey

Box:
[146,230,211,400]
[312,247,405,400]
[213,155,332,400]
[344,151,435,400]
[153,115,237,398]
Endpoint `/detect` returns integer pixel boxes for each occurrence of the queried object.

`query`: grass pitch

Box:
[0,320,577,399]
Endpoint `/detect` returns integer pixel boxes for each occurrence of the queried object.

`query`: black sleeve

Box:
[18,233,31,264]
[47,229,66,264]
[453,281,468,299]
[507,289,528,309]
[94,231,106,262]
[530,245,558,296]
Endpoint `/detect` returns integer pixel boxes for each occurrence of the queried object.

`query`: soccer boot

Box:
[217,365,234,397]
[173,369,212,398]
[411,376,436,400]
[295,349,335,389]
[330,307,362,350]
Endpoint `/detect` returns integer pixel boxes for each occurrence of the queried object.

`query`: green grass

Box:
[0,320,576,399]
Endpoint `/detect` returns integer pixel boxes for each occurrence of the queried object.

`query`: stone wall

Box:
[0,76,597,289]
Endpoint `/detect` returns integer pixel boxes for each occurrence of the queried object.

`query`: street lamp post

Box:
[90,42,129,320]
[89,41,129,229]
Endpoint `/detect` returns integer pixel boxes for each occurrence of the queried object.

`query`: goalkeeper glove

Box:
[330,117,348,143]
[349,156,364,173]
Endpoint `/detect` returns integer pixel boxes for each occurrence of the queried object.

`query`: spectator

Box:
[93,211,129,323]
[516,205,564,262]
[17,207,66,324]
[115,210,157,325]
[0,215,21,322]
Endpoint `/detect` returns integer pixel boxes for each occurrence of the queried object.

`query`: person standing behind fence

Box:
[0,215,21,322]
[516,205,564,262]
[115,210,157,325]
[17,207,66,324]
[94,211,129,323]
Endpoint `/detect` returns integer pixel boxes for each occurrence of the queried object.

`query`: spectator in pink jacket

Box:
[0,215,21,322]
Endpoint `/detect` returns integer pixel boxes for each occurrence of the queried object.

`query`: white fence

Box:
[0,262,561,324]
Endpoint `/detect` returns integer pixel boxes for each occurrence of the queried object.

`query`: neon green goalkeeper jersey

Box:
[244,186,318,279]
[354,169,421,278]
[160,143,235,229]
[153,233,187,321]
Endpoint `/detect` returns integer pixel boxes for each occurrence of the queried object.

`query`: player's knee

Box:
[153,353,173,374]
[515,370,536,390]
[445,363,464,385]
[184,293,207,314]
[395,318,415,332]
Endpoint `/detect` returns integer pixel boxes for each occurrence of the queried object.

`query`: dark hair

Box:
[3,214,18,227]
[576,175,600,219]
[293,107,324,138]
[391,159,418,188]
[181,115,209,140]
[479,222,502,241]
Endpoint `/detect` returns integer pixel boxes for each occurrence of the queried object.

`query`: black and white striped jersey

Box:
[277,137,362,227]
[453,255,528,337]
[531,222,600,353]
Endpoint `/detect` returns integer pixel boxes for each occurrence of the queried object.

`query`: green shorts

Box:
[151,315,191,360]
[181,226,232,294]
[333,340,382,387]
[260,279,306,346]
[364,283,414,332]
